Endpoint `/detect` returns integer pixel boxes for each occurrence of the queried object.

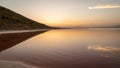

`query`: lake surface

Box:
[0,29,120,68]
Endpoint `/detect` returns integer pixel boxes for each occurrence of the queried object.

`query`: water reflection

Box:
[88,45,120,52]
[0,29,120,68]
[0,30,47,52]
[88,45,120,58]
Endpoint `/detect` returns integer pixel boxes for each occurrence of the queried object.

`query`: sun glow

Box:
[39,10,68,26]
[44,15,63,23]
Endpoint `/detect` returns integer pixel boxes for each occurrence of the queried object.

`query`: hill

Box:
[0,6,50,30]
[113,25,120,28]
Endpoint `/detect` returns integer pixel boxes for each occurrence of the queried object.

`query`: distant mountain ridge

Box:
[113,25,120,28]
[0,6,50,30]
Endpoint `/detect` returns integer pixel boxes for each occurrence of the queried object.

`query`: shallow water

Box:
[0,29,120,68]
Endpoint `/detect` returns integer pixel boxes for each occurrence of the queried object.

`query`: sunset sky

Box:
[0,0,120,27]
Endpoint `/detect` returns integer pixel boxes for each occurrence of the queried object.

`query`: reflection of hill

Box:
[0,31,47,52]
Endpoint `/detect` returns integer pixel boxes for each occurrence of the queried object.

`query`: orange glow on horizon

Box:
[36,16,89,27]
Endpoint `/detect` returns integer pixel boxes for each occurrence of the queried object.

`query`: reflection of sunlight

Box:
[88,45,120,52]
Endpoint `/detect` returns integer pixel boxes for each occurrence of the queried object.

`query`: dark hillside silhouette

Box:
[0,6,50,30]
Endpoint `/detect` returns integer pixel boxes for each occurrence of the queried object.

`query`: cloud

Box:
[88,5,120,9]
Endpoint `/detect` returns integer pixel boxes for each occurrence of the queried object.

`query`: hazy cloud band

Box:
[88,5,120,9]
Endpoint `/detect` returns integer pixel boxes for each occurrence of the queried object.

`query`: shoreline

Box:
[0,28,120,34]
[0,29,49,34]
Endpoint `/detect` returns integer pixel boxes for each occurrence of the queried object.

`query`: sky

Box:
[0,0,120,27]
